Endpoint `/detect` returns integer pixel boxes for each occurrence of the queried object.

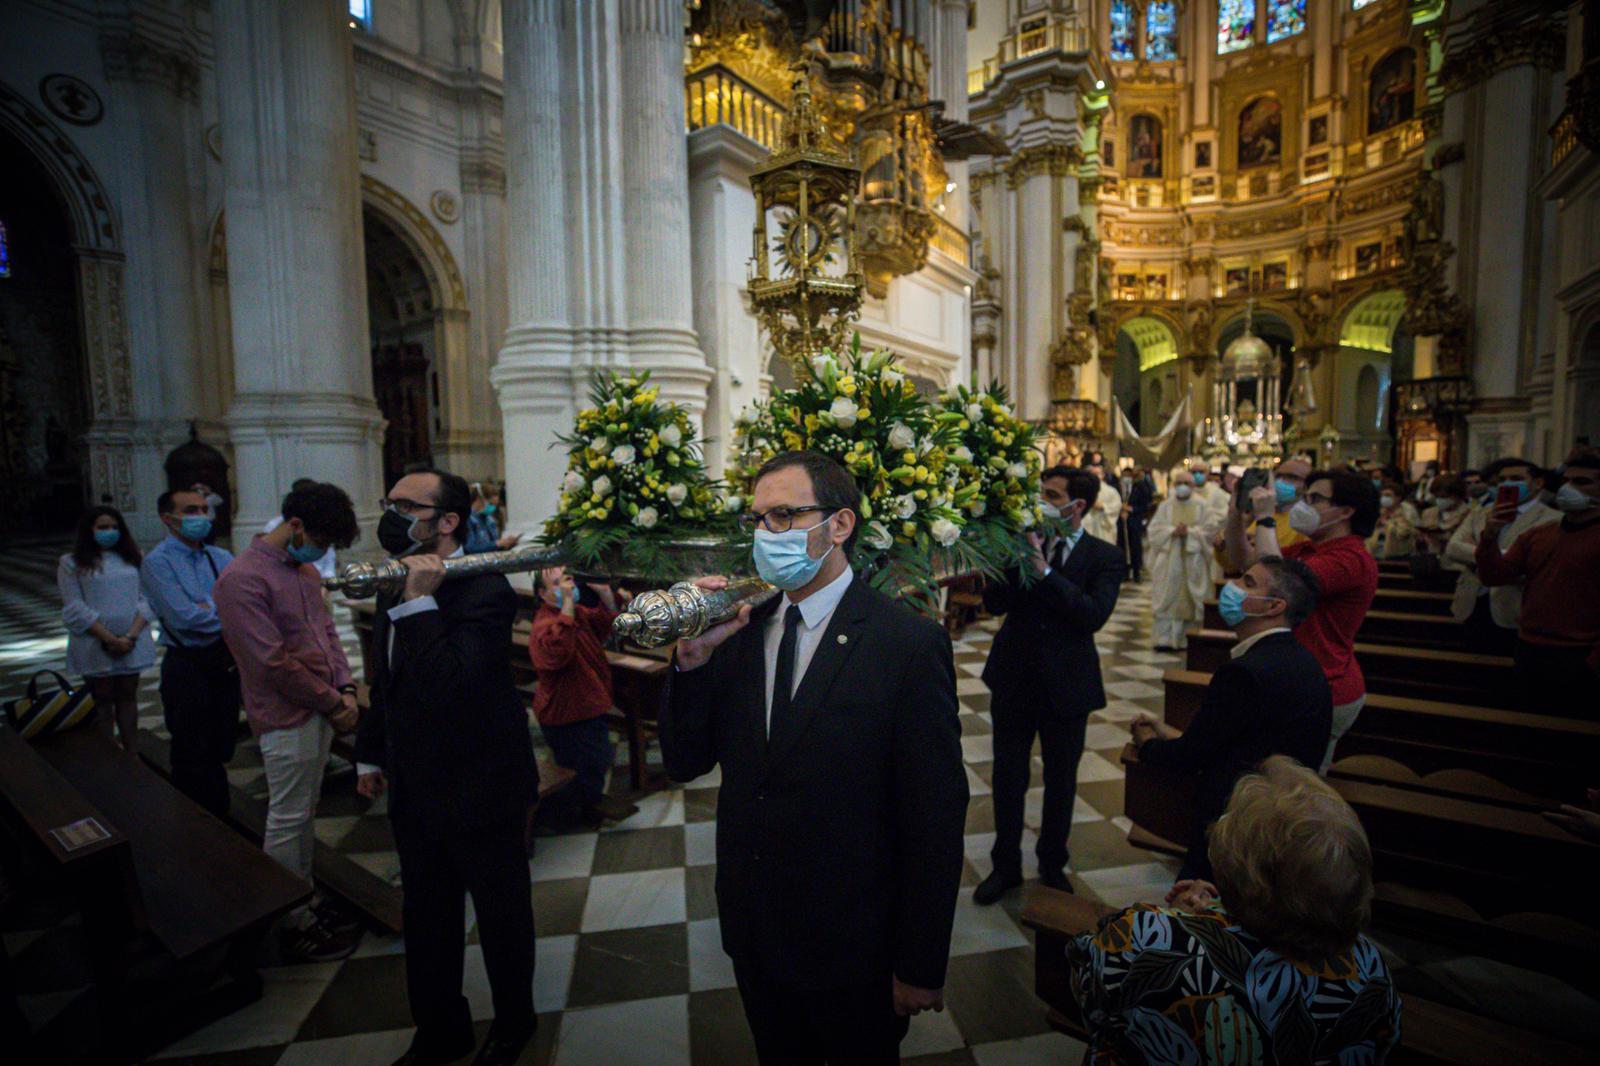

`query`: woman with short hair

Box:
[58,506,159,751]
[1069,756,1401,1063]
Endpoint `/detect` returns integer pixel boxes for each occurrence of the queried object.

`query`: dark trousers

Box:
[1126,516,1146,579]
[159,643,240,817]
[539,715,614,808]
[1463,597,1517,657]
[392,809,535,1051]
[990,677,1088,877]
[733,956,908,1066]
[1515,640,1598,713]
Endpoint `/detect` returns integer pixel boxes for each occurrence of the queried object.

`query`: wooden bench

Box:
[1160,669,1598,801]
[1181,629,1520,709]
[1372,587,1454,616]
[2,725,310,1059]
[1201,601,1465,647]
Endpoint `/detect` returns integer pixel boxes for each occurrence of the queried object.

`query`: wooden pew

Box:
[1201,601,1465,647]
[4,726,309,1059]
[1020,885,1593,1065]
[1181,628,1520,709]
[1160,669,1598,801]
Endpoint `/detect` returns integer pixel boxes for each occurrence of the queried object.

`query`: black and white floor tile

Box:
[3,536,1186,1064]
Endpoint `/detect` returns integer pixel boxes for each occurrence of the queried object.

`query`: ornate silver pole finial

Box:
[611,578,778,648]
[324,542,569,599]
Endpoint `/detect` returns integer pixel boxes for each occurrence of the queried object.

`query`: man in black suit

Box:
[660,451,968,1065]
[353,468,538,1066]
[1132,556,1332,881]
[1125,466,1155,582]
[975,466,1124,905]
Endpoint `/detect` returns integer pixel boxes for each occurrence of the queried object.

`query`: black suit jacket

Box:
[1139,630,1332,876]
[659,574,968,992]
[1127,479,1155,518]
[981,532,1124,716]
[353,572,537,829]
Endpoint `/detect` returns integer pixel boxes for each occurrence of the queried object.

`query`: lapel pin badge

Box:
[837,634,849,645]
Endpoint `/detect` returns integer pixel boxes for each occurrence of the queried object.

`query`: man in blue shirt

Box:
[141,487,240,815]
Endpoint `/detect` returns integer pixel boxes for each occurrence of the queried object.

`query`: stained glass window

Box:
[1110,1,1135,61]
[0,220,9,278]
[1218,0,1255,54]
[348,0,371,26]
[1146,2,1178,61]
[1266,0,1306,42]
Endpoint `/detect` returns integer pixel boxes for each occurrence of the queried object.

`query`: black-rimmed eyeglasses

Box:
[740,505,836,534]
[379,497,442,516]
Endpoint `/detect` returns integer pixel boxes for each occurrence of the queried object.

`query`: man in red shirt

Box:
[1240,468,1380,771]
[1476,446,1600,702]
[528,567,625,822]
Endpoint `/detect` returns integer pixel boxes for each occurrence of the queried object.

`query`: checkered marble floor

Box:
[2,537,1185,1065]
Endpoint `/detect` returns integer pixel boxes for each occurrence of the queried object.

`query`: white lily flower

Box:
[931,518,961,547]
[894,493,918,519]
[666,483,688,505]
[864,520,894,550]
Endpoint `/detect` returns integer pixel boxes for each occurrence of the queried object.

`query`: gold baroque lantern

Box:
[748,71,865,367]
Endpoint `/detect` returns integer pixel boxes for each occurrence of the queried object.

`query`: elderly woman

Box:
[1069,757,1401,1063]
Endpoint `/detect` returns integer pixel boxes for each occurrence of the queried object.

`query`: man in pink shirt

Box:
[214,482,362,962]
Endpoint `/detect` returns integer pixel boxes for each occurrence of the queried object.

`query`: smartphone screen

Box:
[1493,484,1520,512]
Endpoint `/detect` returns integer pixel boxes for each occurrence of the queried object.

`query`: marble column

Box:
[620,0,713,417]
[930,0,970,232]
[492,0,574,533]
[213,0,384,537]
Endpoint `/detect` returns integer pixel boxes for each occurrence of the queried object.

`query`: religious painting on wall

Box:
[1309,113,1328,145]
[1225,266,1251,294]
[1368,48,1416,135]
[1262,261,1288,290]
[1117,273,1141,300]
[1145,274,1168,300]
[1238,97,1283,168]
[1192,175,1216,197]
[1217,0,1255,54]
[1128,114,1163,178]
[1355,242,1382,274]
[1195,141,1212,168]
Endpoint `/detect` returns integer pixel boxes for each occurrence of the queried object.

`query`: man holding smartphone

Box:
[1443,458,1559,655]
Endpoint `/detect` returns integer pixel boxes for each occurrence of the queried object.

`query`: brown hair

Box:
[1208,756,1374,962]
[72,506,143,572]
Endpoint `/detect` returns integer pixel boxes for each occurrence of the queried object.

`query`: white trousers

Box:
[1321,696,1366,774]
[260,714,334,920]
[1154,616,1192,649]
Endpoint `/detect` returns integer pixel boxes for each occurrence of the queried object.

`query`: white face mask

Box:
[1288,498,1324,535]
[1380,494,1396,509]
[1174,484,1193,500]
[1040,501,1062,519]
[1556,482,1597,514]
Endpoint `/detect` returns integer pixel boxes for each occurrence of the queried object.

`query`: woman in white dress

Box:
[58,507,158,751]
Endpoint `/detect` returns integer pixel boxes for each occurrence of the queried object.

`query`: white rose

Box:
[887,422,916,450]
[612,444,637,465]
[666,483,688,505]
[931,518,961,547]
[561,470,586,494]
[882,366,905,386]
[1019,507,1037,529]
[864,520,894,550]
[949,445,974,465]
[590,436,612,455]
[1006,461,1028,479]
[967,498,988,517]
[633,506,659,529]
[829,396,858,428]
[723,494,744,514]
[658,424,682,447]
[965,403,985,423]
[592,475,613,497]
[894,493,918,519]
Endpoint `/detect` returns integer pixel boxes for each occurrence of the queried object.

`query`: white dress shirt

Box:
[763,565,853,733]
[1230,626,1292,659]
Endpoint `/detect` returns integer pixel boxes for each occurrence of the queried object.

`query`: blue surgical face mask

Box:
[752,518,835,591]
[1193,471,1207,486]
[1274,479,1298,507]
[1218,581,1280,628]
[286,532,328,565]
[93,528,121,549]
[178,515,213,542]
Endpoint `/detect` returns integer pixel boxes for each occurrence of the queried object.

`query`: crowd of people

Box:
[42,437,1599,1064]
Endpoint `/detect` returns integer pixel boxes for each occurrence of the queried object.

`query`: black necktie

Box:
[770,605,802,736]
[1052,537,1069,571]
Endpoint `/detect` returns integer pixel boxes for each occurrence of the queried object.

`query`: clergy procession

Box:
[5,0,1600,1063]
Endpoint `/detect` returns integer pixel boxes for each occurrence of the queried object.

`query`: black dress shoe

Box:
[472,1020,537,1066]
[973,869,1022,906]
[1038,869,1074,893]
[390,1030,477,1066]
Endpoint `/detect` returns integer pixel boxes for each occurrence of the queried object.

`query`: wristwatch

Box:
[1256,517,1277,528]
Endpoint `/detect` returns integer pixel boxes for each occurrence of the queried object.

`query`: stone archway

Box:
[0,80,136,525]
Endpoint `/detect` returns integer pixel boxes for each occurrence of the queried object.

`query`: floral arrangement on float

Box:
[542,370,740,580]
[731,336,1049,609]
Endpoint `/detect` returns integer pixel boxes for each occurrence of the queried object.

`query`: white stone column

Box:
[620,0,713,417]
[931,0,969,231]
[213,0,384,537]
[492,0,575,535]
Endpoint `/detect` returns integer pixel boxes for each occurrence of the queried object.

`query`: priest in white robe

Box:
[1148,470,1217,651]
[1082,459,1122,545]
